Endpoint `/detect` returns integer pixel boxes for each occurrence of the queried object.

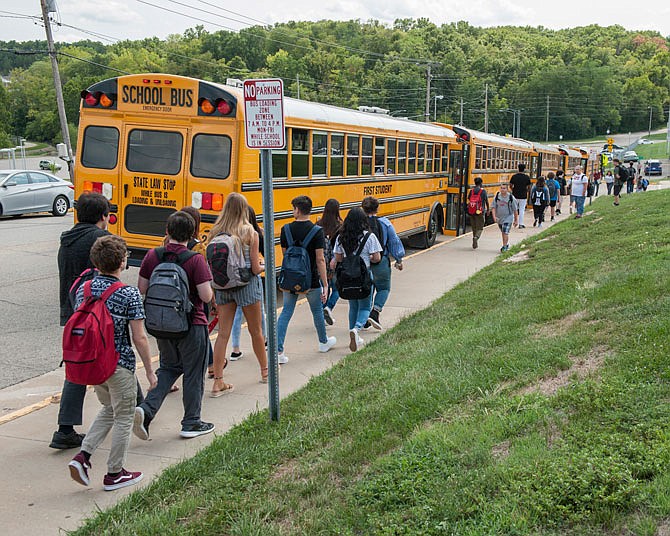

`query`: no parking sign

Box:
[243,79,285,149]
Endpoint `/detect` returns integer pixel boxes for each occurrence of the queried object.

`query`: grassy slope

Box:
[75,191,670,536]
[636,142,669,161]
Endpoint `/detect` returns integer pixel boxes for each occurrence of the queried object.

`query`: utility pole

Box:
[296,73,300,99]
[517,109,521,139]
[40,0,74,180]
[545,95,550,142]
[424,64,431,123]
[484,83,488,133]
[459,97,464,126]
[648,106,653,137]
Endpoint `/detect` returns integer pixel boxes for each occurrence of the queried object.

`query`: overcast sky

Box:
[2,0,669,44]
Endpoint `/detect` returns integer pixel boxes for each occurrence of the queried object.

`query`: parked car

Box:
[0,169,74,217]
[39,159,62,171]
[623,150,639,163]
[638,138,653,145]
[644,160,663,176]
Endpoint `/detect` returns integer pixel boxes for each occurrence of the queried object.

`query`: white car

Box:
[638,139,653,145]
[0,169,74,217]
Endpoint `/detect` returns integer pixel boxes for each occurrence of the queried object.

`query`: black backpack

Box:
[144,248,197,339]
[279,224,320,293]
[618,166,628,182]
[335,232,373,300]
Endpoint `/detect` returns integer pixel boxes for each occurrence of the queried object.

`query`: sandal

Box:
[210,377,234,398]
[259,367,269,384]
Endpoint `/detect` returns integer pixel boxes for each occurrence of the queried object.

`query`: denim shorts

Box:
[498,221,512,234]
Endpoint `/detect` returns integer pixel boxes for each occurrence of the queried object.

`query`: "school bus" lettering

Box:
[122,86,193,108]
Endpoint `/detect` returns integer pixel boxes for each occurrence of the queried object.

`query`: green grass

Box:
[73,191,670,536]
[636,141,669,161]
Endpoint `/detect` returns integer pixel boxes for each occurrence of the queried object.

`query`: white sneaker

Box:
[277,352,288,364]
[349,329,364,352]
[319,336,337,353]
[323,306,335,326]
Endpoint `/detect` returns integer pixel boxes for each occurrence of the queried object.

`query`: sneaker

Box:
[569,206,573,214]
[50,430,85,450]
[229,351,243,361]
[551,217,555,221]
[368,309,382,330]
[502,245,509,252]
[533,219,537,227]
[68,452,91,487]
[349,329,364,352]
[103,468,143,491]
[277,352,289,364]
[323,306,334,326]
[180,421,215,439]
[472,237,478,249]
[538,223,543,228]
[519,224,526,229]
[500,246,505,253]
[133,406,151,441]
[318,336,337,353]
[556,209,561,215]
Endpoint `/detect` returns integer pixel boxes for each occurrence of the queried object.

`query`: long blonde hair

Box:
[208,193,255,254]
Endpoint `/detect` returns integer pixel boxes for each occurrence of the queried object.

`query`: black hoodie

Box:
[58,223,109,325]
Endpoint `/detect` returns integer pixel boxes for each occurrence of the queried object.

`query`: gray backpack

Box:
[144,248,197,339]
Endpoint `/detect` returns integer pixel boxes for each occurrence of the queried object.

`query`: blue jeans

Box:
[324,276,339,310]
[231,299,267,349]
[349,294,373,330]
[574,195,586,215]
[277,288,328,353]
[370,256,391,311]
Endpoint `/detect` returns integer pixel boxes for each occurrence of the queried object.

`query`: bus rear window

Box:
[127,129,182,175]
[81,126,119,169]
[191,134,231,179]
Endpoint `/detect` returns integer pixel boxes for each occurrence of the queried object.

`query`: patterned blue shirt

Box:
[75,275,145,373]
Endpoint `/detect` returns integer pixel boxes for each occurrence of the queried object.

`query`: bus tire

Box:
[418,206,441,249]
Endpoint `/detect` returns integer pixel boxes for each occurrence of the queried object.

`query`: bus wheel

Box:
[419,208,439,249]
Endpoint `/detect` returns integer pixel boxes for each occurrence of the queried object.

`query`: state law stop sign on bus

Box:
[243,79,285,150]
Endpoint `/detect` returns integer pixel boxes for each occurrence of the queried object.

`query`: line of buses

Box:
[74,74,591,264]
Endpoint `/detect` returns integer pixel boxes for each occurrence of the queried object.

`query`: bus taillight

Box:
[199,98,216,115]
[83,92,99,106]
[108,214,118,225]
[201,192,212,210]
[216,99,232,115]
[192,191,223,211]
[82,181,113,200]
[211,193,223,211]
[99,94,115,108]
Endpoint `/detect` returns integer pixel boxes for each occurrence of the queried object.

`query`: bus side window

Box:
[330,134,344,177]
[386,139,396,174]
[291,128,309,178]
[397,141,407,174]
[426,144,433,173]
[361,136,373,176]
[407,141,417,174]
[434,144,442,173]
[346,135,360,176]
[312,132,327,178]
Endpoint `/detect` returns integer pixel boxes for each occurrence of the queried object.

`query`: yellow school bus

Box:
[75,74,462,264]
[530,142,562,179]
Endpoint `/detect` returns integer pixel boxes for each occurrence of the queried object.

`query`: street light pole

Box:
[433,95,443,121]
[648,106,653,137]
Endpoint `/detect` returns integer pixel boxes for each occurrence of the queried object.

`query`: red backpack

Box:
[468,188,483,215]
[62,280,124,385]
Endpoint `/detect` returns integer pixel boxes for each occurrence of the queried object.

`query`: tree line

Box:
[1,19,668,149]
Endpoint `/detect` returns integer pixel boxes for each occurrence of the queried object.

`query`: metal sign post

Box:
[243,78,285,421]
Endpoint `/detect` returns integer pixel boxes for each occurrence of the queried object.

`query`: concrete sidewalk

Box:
[0,203,599,535]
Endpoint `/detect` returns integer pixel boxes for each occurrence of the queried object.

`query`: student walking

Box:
[530,176,550,227]
[333,207,382,351]
[229,205,267,361]
[626,162,636,194]
[68,235,157,491]
[604,170,614,195]
[491,184,518,252]
[207,194,267,392]
[134,211,215,439]
[546,171,561,221]
[467,177,490,248]
[509,163,531,228]
[53,193,116,450]
[613,158,627,206]
[315,198,343,326]
[555,169,566,215]
[570,166,589,218]
[277,195,336,363]
[361,196,405,329]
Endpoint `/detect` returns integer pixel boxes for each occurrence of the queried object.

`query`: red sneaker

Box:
[103,468,143,491]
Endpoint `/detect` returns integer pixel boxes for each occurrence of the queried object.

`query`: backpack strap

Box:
[301,225,320,249]
[99,281,125,302]
[354,232,371,256]
[284,224,295,247]
[157,246,197,266]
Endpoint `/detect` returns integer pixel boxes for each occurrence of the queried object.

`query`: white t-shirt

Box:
[604,173,614,184]
[571,173,588,197]
[334,232,382,268]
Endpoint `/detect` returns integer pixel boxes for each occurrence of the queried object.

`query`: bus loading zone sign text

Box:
[244,79,285,150]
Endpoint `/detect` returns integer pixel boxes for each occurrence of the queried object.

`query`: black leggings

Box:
[533,204,546,223]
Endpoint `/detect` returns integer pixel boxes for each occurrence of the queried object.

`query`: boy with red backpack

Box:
[467,177,490,249]
[67,235,157,491]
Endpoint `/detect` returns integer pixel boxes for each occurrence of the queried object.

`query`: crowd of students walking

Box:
[57,191,404,492]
